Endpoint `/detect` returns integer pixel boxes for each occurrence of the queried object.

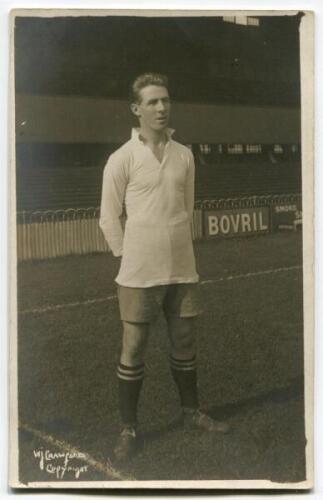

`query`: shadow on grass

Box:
[141,417,183,443]
[142,375,304,445]
[208,375,304,422]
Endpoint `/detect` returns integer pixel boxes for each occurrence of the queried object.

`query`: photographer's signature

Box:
[33,448,89,479]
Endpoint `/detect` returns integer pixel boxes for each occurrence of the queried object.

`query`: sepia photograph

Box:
[9,9,314,489]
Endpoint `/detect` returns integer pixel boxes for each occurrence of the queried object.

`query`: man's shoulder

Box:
[103,140,134,178]
[171,140,194,159]
[108,139,134,163]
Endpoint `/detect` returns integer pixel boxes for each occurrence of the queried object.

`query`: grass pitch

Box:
[17,232,305,485]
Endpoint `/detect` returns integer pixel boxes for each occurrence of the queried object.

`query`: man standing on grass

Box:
[100,72,229,462]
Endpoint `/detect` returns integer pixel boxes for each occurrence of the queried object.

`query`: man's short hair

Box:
[130,73,169,103]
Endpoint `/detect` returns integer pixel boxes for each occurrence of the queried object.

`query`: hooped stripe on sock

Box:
[117,363,145,381]
[119,362,145,371]
[170,356,197,371]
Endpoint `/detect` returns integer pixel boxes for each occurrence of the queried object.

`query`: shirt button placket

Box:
[160,142,170,170]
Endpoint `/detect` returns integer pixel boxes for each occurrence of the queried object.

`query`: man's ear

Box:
[131,103,141,118]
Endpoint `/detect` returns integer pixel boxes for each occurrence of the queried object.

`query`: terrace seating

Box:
[195,160,301,200]
[16,158,301,212]
[16,165,104,211]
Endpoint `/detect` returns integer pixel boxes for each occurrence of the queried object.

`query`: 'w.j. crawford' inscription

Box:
[33,448,89,479]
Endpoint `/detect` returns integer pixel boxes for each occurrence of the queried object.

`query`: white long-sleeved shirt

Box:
[99,128,199,288]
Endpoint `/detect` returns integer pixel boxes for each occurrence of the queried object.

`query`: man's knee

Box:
[122,334,146,359]
[121,321,149,365]
[168,317,196,357]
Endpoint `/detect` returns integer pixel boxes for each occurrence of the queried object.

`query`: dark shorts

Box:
[117,283,202,323]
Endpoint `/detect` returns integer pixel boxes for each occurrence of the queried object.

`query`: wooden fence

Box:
[16,208,203,261]
[16,194,301,261]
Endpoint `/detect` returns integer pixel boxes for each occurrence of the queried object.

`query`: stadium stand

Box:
[16,144,301,211]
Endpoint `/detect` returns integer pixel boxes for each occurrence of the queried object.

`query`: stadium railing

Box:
[195,193,301,210]
[16,194,301,261]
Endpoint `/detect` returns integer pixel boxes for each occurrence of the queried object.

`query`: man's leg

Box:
[114,321,149,461]
[118,320,149,425]
[167,316,199,410]
[167,315,229,433]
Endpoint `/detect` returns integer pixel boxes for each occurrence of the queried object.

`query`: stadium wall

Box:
[16,209,203,261]
[16,94,300,144]
[16,195,301,261]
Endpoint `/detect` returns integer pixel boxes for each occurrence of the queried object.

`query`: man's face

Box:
[131,85,171,132]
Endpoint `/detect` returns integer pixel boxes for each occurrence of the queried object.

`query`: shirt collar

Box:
[131,127,175,144]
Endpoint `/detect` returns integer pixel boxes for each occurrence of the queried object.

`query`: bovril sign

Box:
[205,208,270,238]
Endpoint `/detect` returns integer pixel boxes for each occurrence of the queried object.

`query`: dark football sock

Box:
[117,362,145,427]
[170,355,198,409]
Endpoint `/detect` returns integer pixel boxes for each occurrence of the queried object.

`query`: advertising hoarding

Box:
[204,207,270,238]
